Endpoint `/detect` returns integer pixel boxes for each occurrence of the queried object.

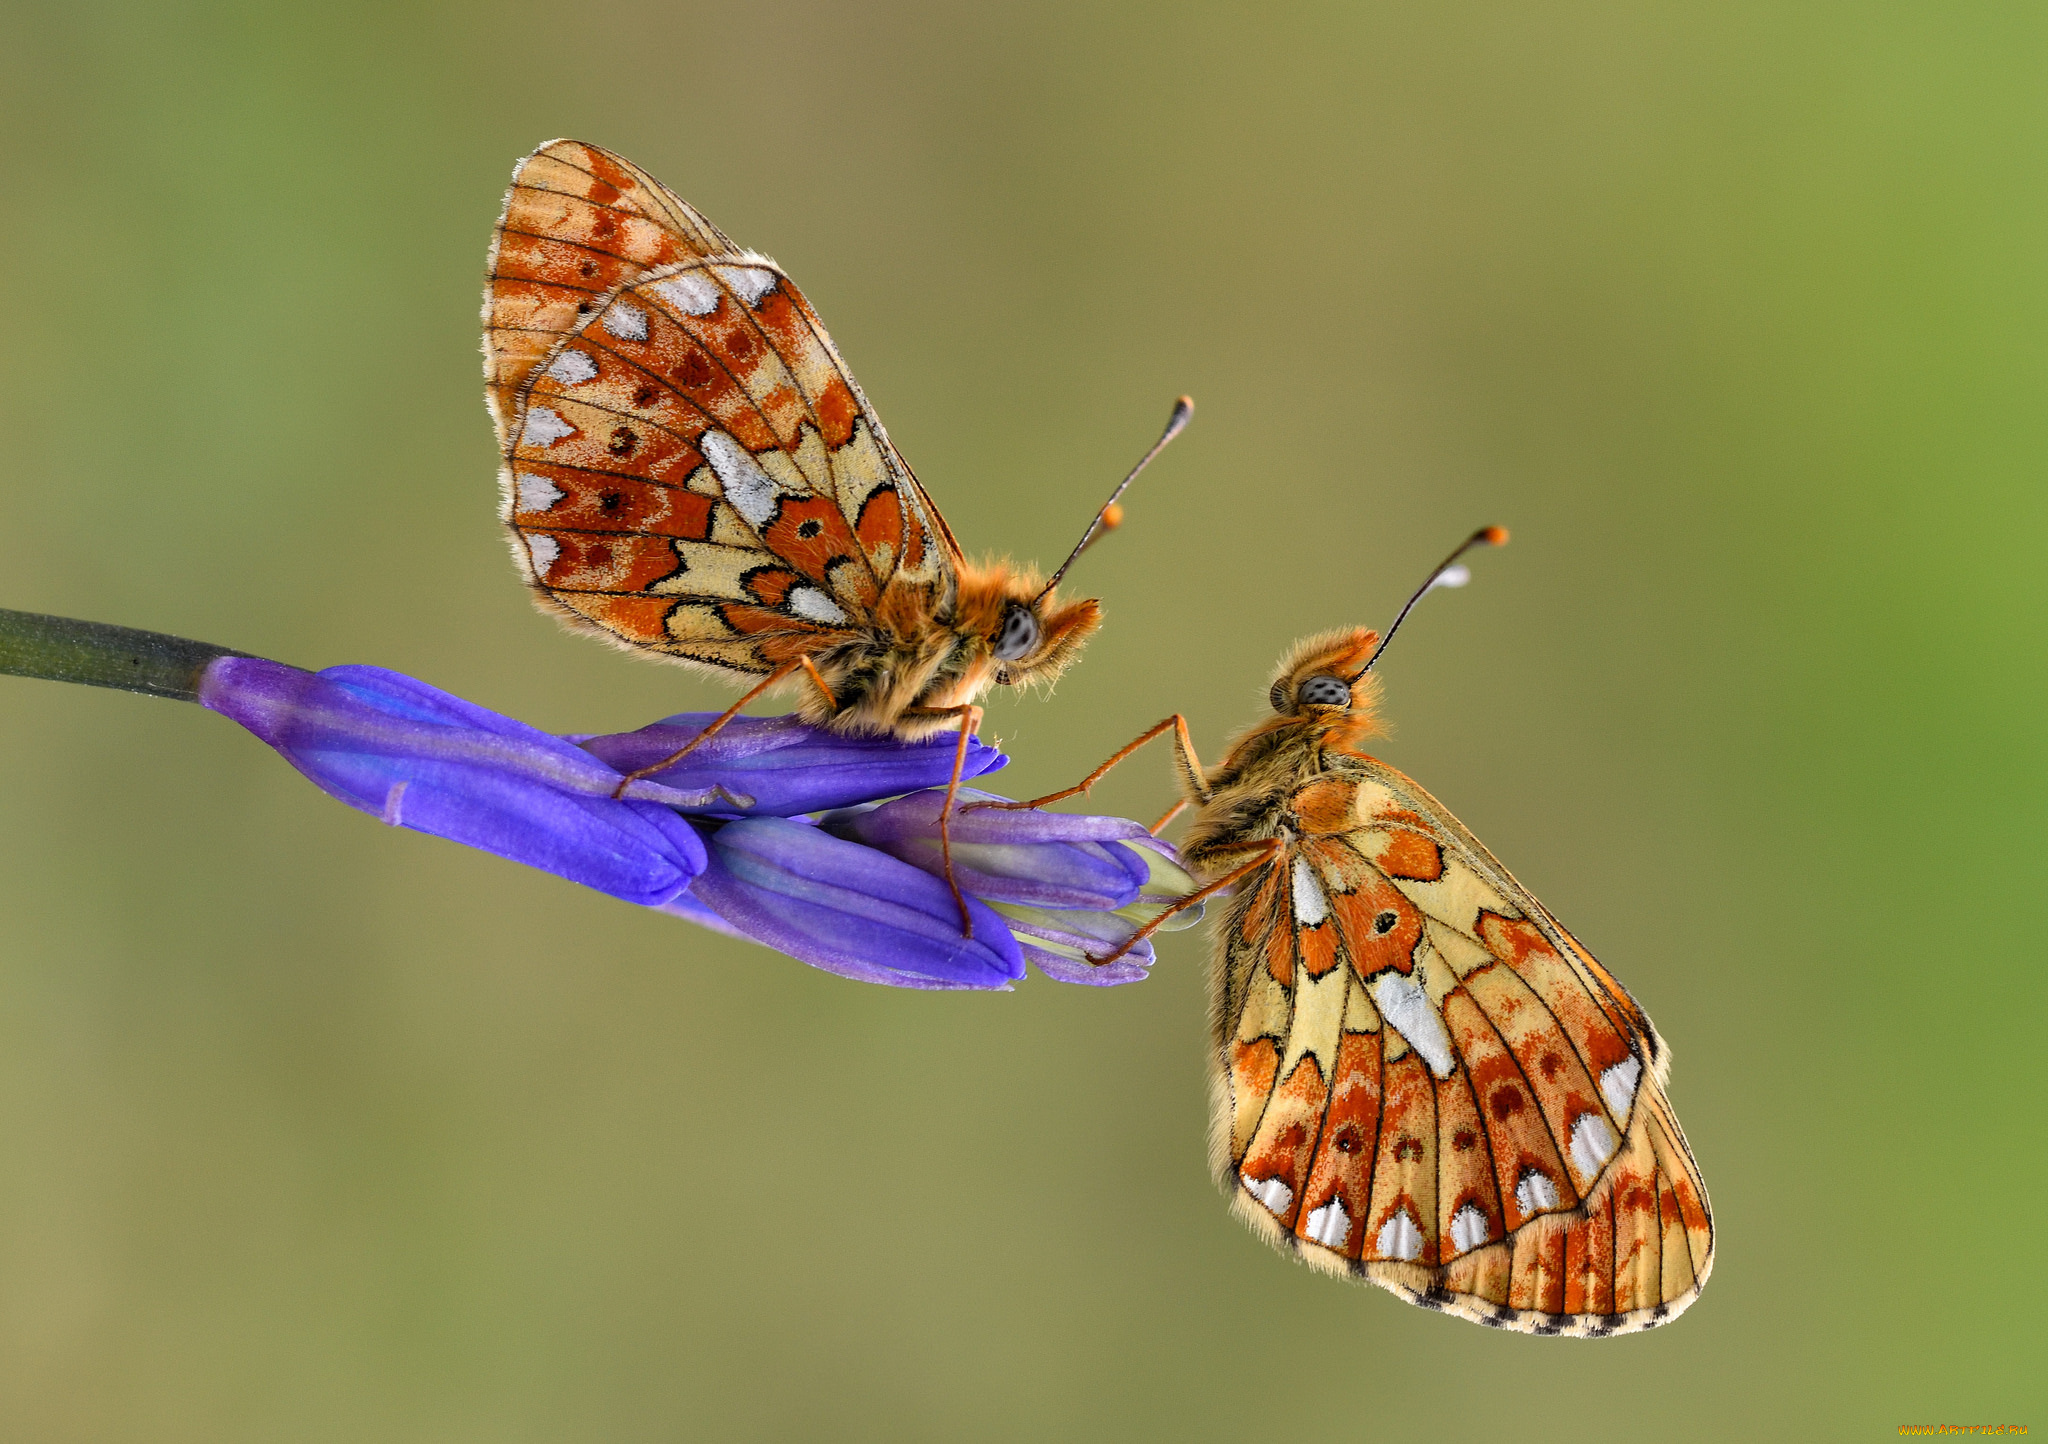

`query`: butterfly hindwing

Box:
[1212,755,1712,1334]
[486,140,955,676]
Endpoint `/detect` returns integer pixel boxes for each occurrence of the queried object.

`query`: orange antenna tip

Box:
[1361,522,1513,674]
[1034,395,1194,601]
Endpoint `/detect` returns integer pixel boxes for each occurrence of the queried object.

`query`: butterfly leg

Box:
[1088,836,1284,967]
[1149,798,1190,834]
[901,702,986,937]
[608,656,837,798]
[966,715,1209,814]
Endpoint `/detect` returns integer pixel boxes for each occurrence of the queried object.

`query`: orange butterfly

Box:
[482,139,1188,919]
[980,530,1713,1332]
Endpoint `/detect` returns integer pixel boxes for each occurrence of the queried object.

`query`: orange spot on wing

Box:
[854,485,903,562]
[536,533,683,592]
[1233,1038,1279,1101]
[519,470,714,540]
[1436,1064,1501,1259]
[553,592,677,645]
[1442,989,1574,1225]
[1237,867,1293,988]
[1668,1167,1711,1237]
[1240,1055,1328,1230]
[1509,1224,1567,1313]
[638,312,778,450]
[1564,1189,1616,1315]
[719,603,840,639]
[1299,920,1339,979]
[761,495,876,605]
[1477,912,1637,1075]
[1292,778,1354,836]
[494,232,633,294]
[669,348,716,391]
[816,375,859,448]
[1326,867,1423,978]
[1298,1031,1383,1259]
[741,567,802,608]
[1265,918,1295,989]
[1610,1154,1662,1312]
[581,148,636,203]
[1367,1052,1437,1263]
[1377,830,1443,881]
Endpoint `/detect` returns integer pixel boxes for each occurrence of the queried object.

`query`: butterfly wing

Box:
[484,139,955,676]
[1213,756,1712,1334]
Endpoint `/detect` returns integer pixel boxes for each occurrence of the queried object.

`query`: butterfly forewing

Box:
[1214,752,1712,1334]
[485,141,735,442]
[487,140,954,678]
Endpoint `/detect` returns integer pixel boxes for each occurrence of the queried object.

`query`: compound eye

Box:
[1297,675,1353,708]
[991,605,1040,661]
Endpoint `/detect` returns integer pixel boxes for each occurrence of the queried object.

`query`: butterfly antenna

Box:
[1359,526,1510,674]
[1034,396,1194,603]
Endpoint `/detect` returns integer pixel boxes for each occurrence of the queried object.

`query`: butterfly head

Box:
[1265,628,1385,731]
[950,561,1102,696]
[1260,527,1507,732]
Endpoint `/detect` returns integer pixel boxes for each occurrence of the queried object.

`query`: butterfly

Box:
[482,139,1188,920]
[977,529,1713,1333]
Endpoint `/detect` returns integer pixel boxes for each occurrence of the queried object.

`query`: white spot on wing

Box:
[699,430,782,529]
[602,300,649,341]
[716,264,779,306]
[1303,1198,1349,1249]
[515,472,564,513]
[1515,1168,1560,1215]
[526,533,560,578]
[1371,972,1456,1078]
[1376,1206,1423,1261]
[545,349,598,385]
[521,407,574,448]
[1291,855,1329,926]
[1450,1203,1490,1254]
[1243,1174,1293,1218]
[787,585,848,625]
[653,272,721,316]
[1601,1055,1641,1118]
[1570,1112,1617,1179]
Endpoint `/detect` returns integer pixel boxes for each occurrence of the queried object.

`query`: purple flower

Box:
[983,839,1200,987]
[575,712,1007,816]
[675,817,1025,990]
[199,658,711,905]
[819,788,1203,986]
[196,655,1191,992]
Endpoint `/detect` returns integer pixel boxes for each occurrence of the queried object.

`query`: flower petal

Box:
[685,818,1024,990]
[201,658,706,904]
[822,788,1156,908]
[986,899,1156,987]
[653,887,751,942]
[575,713,1007,816]
[1017,944,1153,988]
[1110,838,1206,931]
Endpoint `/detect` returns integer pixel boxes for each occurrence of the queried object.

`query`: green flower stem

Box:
[0,608,249,702]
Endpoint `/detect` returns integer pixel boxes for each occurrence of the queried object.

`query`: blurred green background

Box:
[1,1,2041,1438]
